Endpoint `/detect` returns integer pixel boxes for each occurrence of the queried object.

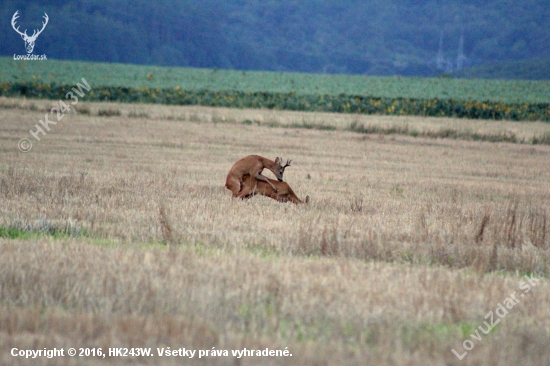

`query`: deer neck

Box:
[259,156,277,171]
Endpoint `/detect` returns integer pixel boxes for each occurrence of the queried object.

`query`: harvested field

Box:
[1,97,549,365]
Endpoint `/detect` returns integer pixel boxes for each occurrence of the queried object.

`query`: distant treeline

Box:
[1,0,549,78]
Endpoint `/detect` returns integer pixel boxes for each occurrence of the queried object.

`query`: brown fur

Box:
[239,175,309,204]
[225,155,291,198]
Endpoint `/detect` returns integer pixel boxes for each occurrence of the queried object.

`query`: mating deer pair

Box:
[225,155,309,204]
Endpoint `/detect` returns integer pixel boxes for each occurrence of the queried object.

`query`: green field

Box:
[2,57,550,103]
[455,57,550,81]
[2,57,550,122]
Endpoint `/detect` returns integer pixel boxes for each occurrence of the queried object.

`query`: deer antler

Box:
[283,159,292,168]
[11,11,27,37]
[32,13,49,39]
[11,11,48,40]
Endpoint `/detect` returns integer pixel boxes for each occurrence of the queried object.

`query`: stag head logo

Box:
[11,11,49,54]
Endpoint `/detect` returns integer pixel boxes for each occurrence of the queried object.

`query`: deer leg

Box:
[236,183,251,198]
[237,180,261,199]
[253,173,278,193]
[235,176,259,199]
[237,178,244,193]
[225,176,243,197]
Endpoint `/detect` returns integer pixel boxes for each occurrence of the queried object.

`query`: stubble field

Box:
[0,97,549,365]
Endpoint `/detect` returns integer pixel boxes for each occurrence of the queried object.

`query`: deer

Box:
[11,11,49,54]
[239,175,310,204]
[225,155,292,198]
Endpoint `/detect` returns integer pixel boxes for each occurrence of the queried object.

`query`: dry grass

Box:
[3,96,550,144]
[1,240,549,365]
[1,97,550,365]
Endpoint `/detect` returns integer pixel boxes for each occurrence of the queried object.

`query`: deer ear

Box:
[275,157,281,164]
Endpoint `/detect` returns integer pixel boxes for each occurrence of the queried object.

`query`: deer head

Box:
[273,157,292,182]
[11,11,49,54]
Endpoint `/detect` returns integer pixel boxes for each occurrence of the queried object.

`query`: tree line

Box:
[1,0,549,78]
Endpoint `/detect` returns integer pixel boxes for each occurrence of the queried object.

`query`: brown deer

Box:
[225,155,291,198]
[239,175,309,204]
